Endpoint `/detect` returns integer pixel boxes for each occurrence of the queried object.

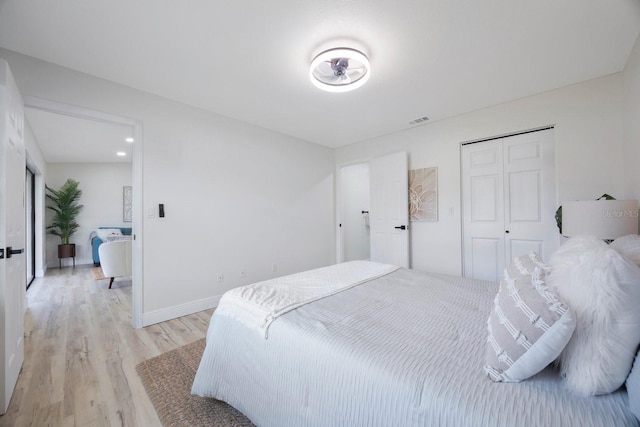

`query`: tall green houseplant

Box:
[46,179,84,245]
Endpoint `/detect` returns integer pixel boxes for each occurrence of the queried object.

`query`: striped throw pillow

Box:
[485,253,575,382]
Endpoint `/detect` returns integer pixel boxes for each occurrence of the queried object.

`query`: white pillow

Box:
[611,234,640,266]
[627,349,640,421]
[547,235,640,395]
[96,228,123,241]
[485,253,575,383]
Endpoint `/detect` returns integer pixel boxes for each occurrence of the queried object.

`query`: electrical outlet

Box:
[271,263,278,272]
[240,269,246,278]
[217,273,224,283]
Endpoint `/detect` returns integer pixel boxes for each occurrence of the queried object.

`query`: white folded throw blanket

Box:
[215,260,400,338]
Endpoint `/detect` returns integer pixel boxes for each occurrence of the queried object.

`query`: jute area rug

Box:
[91,266,107,280]
[136,339,255,427]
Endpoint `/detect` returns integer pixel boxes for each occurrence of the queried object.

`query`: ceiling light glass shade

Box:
[309,48,370,93]
[562,199,639,240]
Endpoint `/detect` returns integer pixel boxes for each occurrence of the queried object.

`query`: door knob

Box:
[6,247,24,259]
[505,230,510,234]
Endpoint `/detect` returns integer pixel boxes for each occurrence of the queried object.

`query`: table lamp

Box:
[562,199,639,241]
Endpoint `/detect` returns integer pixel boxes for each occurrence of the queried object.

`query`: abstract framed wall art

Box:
[409,167,438,221]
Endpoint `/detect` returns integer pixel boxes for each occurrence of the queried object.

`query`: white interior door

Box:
[462,129,557,282]
[0,60,26,414]
[369,152,409,268]
[503,130,558,263]
[461,139,506,281]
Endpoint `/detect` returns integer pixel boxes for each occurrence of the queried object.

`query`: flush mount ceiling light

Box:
[309,48,370,93]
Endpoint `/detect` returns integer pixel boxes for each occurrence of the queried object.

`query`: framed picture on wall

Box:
[409,167,438,221]
[123,186,132,222]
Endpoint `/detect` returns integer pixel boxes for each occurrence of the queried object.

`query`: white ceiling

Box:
[24,108,134,163]
[2,1,640,155]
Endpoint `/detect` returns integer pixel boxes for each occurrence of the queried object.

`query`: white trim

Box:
[23,96,145,328]
[22,96,138,127]
[131,120,143,328]
[142,294,222,327]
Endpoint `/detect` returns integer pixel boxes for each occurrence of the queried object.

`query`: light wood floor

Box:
[0,265,213,427]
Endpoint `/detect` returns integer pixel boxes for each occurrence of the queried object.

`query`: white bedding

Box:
[192,263,638,427]
[215,260,399,338]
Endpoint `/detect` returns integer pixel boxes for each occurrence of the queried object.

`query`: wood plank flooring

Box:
[0,265,213,427]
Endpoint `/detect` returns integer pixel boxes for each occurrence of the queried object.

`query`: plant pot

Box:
[58,243,75,258]
[58,243,76,268]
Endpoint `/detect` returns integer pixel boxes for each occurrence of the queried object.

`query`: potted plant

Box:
[46,179,83,267]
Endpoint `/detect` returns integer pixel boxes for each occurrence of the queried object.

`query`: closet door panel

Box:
[503,130,558,264]
[462,139,505,281]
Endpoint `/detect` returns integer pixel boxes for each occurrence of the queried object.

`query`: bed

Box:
[192,259,639,426]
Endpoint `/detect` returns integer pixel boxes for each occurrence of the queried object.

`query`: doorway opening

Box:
[337,152,410,267]
[25,167,35,288]
[339,162,371,262]
[23,96,143,328]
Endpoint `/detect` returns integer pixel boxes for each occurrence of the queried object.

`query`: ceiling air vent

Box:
[409,116,429,125]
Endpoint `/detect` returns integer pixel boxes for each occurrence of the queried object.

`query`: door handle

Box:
[394,225,407,230]
[6,247,24,259]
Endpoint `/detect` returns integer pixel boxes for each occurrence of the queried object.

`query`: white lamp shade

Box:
[562,199,639,240]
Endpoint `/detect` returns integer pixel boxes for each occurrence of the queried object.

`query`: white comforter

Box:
[214,260,399,338]
[192,264,638,427]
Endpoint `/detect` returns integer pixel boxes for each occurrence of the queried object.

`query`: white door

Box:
[462,129,557,281]
[0,60,26,414]
[503,131,558,264]
[369,152,409,268]
[461,139,506,281]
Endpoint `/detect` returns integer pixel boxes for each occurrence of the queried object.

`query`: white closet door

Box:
[503,130,558,264]
[462,129,557,282]
[462,139,506,281]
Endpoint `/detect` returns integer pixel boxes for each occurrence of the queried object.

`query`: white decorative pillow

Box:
[96,228,123,240]
[547,235,640,395]
[485,253,576,383]
[611,234,640,266]
[627,349,640,421]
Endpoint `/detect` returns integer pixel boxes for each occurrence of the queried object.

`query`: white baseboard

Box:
[141,294,222,327]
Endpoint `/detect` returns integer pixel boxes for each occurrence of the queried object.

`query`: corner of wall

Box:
[622,33,640,201]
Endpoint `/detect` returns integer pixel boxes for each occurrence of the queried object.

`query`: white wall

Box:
[336,73,626,275]
[623,34,640,204]
[0,48,335,325]
[45,162,132,266]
